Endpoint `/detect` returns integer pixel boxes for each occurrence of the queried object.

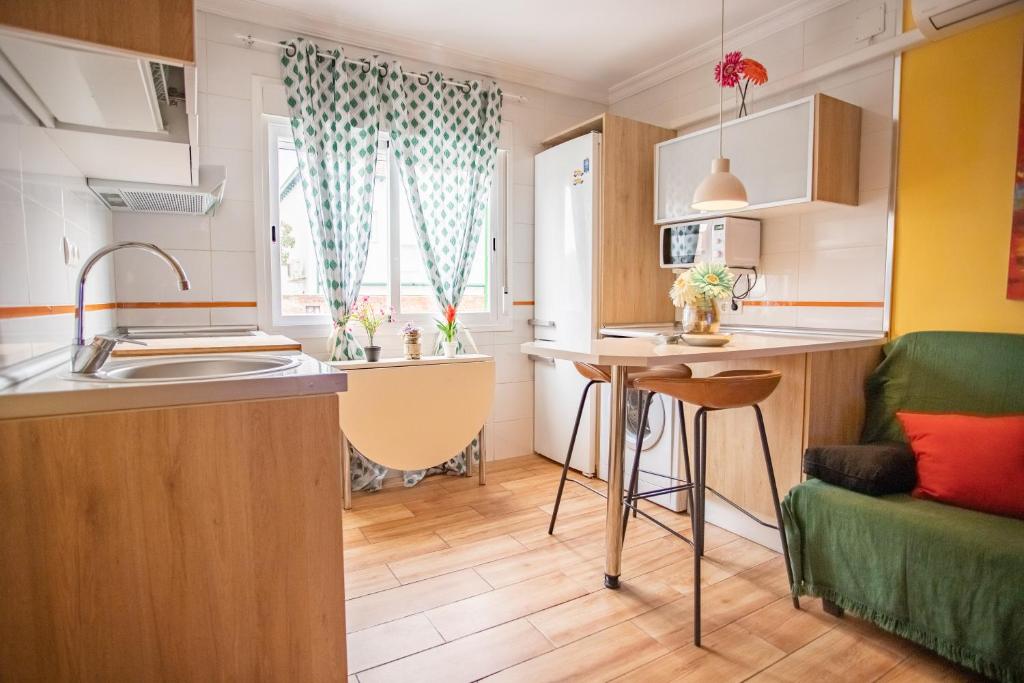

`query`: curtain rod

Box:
[235,33,528,103]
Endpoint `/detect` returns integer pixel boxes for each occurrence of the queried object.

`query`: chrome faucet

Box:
[72,241,190,374]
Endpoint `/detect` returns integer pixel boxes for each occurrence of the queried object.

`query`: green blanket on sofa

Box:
[783,480,1024,682]
[783,331,1024,682]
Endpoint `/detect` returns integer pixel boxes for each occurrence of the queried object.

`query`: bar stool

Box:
[629,369,800,646]
[548,362,693,535]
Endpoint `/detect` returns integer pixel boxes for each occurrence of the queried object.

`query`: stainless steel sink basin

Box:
[92,354,301,383]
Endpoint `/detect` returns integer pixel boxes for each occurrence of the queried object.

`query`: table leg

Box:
[340,430,352,511]
[478,425,488,486]
[604,365,628,589]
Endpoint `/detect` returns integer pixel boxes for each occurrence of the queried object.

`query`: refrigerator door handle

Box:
[527,354,555,365]
[528,319,556,328]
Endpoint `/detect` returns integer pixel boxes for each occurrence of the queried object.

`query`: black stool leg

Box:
[693,407,708,646]
[677,400,695,525]
[548,380,597,535]
[753,404,800,609]
[622,391,654,540]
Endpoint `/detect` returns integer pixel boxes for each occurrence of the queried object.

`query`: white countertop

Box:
[522,331,885,367]
[0,350,347,420]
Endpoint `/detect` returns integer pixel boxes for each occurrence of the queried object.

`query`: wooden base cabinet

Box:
[0,394,347,681]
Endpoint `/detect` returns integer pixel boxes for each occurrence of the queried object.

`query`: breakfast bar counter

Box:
[521,331,886,590]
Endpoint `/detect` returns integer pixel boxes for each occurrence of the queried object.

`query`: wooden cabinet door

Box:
[0,0,195,64]
[656,98,814,224]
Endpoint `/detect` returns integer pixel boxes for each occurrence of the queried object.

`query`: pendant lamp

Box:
[691,0,748,211]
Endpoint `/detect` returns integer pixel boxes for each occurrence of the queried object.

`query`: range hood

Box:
[88,166,226,215]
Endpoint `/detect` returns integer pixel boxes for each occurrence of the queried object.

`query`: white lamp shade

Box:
[690,157,749,211]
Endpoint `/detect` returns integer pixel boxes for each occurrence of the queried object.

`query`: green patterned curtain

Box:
[281,39,379,362]
[382,67,502,485]
[281,39,389,491]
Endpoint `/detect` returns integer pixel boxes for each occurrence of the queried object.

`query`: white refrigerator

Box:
[532,132,601,475]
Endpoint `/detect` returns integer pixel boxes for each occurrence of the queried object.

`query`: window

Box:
[263,118,509,333]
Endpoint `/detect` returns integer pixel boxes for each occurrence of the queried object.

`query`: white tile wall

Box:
[611,0,896,333]
[105,10,606,461]
[0,119,115,367]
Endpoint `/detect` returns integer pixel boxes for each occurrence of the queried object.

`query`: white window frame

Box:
[256,109,512,339]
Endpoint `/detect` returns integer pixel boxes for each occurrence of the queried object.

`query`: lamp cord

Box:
[719,0,724,159]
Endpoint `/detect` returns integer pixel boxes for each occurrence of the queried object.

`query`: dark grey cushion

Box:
[802,442,916,496]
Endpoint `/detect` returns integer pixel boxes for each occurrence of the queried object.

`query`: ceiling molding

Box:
[607,0,850,103]
[196,0,610,104]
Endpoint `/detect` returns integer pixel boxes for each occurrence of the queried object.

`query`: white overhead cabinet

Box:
[655,94,862,223]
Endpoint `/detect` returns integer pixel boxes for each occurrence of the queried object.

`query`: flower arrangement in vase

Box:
[714,51,768,118]
[670,263,735,334]
[354,296,392,362]
[402,322,422,360]
[435,305,459,358]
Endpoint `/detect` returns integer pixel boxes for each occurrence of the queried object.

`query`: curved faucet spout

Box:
[73,241,190,370]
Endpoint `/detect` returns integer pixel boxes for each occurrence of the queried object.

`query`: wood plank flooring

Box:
[343,455,984,682]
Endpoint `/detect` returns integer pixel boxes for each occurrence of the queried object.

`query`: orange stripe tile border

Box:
[0,301,257,319]
[743,301,884,308]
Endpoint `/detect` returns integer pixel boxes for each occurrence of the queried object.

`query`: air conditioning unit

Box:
[912,0,1023,39]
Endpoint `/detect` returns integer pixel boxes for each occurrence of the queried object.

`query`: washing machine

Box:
[597,383,688,512]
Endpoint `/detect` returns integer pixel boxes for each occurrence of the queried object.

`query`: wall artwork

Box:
[1009,48,1024,300]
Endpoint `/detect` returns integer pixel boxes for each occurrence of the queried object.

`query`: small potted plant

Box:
[354,296,392,362]
[402,322,422,360]
[435,304,459,358]
[670,263,735,334]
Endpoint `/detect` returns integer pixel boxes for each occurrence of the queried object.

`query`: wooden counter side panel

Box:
[0,394,345,681]
[599,115,677,326]
[803,344,882,448]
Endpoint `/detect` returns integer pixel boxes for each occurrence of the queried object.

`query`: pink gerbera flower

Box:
[714,51,743,88]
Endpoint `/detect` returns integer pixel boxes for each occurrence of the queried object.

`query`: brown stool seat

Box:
[572,362,693,386]
[632,369,781,410]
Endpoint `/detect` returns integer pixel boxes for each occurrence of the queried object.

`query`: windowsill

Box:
[264,318,514,340]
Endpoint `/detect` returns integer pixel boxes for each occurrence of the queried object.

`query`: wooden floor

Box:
[342,455,983,683]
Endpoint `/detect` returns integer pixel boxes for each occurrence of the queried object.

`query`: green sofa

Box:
[782,331,1024,683]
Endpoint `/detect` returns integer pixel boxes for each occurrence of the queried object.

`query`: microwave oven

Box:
[659,217,761,269]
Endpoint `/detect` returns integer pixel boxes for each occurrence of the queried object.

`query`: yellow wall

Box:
[892,11,1024,334]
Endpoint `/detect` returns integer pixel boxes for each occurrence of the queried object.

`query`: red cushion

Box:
[896,412,1024,519]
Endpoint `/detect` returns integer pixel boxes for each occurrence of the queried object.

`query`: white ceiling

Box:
[204,0,815,99]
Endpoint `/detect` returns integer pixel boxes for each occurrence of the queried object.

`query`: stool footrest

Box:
[565,478,608,499]
[704,484,779,531]
[631,483,694,500]
[623,499,694,548]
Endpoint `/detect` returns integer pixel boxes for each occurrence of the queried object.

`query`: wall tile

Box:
[24,200,69,305]
[491,418,534,459]
[200,93,254,151]
[112,211,211,251]
[211,199,256,251]
[115,308,211,327]
[211,250,257,300]
[114,248,212,302]
[494,380,533,422]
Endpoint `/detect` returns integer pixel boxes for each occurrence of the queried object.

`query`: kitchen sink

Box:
[92,354,301,382]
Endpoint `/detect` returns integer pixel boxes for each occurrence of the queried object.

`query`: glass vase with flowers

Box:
[354,296,393,362]
[435,305,459,358]
[670,263,736,334]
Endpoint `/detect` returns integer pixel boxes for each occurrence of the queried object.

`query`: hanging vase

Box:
[442,341,458,359]
[736,82,750,118]
[680,297,721,335]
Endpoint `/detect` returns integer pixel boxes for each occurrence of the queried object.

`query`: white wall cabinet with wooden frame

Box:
[655,93,862,224]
